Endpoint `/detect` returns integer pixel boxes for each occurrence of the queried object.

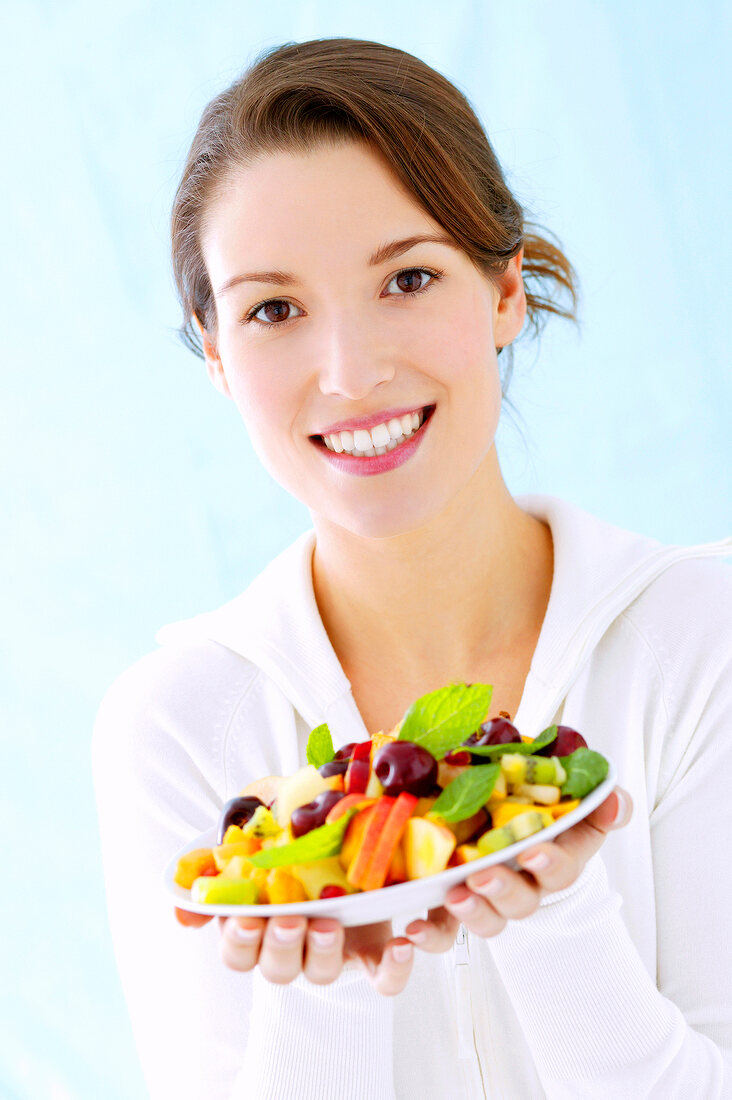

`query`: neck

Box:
[310,448,554,686]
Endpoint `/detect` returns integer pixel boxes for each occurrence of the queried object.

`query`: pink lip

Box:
[314,404,433,437]
[311,406,435,476]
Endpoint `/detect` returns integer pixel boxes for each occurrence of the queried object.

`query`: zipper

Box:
[453,925,488,1097]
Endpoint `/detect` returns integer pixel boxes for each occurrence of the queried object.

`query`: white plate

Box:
[164,762,617,926]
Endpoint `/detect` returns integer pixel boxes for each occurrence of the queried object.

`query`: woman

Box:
[93,37,732,1100]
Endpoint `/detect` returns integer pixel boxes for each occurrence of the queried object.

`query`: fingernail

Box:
[391,943,413,963]
[473,876,504,898]
[521,852,550,872]
[406,929,428,943]
[233,923,261,943]
[449,894,478,914]
[272,924,303,943]
[611,789,632,827]
[310,929,337,949]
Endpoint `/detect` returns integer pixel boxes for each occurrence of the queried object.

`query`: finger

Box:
[515,839,583,893]
[404,906,460,952]
[460,862,542,922]
[175,908,213,928]
[442,880,510,935]
[364,939,415,997]
[257,918,308,985]
[587,787,633,831]
[553,787,633,866]
[302,920,346,986]
[220,916,266,971]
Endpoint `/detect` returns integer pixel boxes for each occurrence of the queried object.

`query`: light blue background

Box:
[2,2,730,1097]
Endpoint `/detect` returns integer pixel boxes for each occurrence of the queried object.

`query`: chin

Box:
[312,494,448,542]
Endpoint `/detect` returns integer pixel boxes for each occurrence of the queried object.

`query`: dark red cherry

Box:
[534,725,588,757]
[318,759,349,777]
[373,741,438,797]
[462,717,521,762]
[290,790,345,838]
[333,742,359,762]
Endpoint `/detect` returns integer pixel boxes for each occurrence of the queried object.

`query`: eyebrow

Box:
[215,233,459,297]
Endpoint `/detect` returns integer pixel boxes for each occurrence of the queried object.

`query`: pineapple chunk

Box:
[403,817,456,879]
[290,857,357,900]
[275,766,329,827]
[220,855,254,879]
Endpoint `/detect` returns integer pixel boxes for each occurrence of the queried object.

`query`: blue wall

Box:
[2,2,729,1096]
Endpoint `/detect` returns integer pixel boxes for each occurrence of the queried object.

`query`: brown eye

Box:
[261,301,292,323]
[395,269,427,292]
[385,267,441,298]
[245,298,304,326]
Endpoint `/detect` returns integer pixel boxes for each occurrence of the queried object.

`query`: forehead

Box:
[201,142,447,284]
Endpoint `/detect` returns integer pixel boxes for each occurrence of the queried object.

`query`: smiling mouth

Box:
[306,407,433,453]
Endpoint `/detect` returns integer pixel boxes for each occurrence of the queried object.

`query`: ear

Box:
[192,313,232,399]
[493,247,526,351]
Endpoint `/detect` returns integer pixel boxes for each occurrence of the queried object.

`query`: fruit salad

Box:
[174,682,610,906]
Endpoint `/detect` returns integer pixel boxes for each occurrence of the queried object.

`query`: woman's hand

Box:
[403,786,633,951]
[174,908,414,996]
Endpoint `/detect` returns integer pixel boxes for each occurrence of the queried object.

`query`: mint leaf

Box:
[398,682,493,760]
[467,725,558,760]
[430,764,500,823]
[248,807,360,868]
[559,748,609,799]
[306,723,334,769]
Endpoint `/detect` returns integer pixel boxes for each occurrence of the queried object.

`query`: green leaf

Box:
[467,725,558,760]
[398,682,493,760]
[430,764,500,823]
[306,723,335,769]
[559,748,609,799]
[248,807,360,868]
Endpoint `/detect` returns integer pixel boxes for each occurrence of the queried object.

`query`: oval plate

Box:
[164,762,616,926]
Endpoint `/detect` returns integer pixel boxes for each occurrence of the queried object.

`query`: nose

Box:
[316,314,396,400]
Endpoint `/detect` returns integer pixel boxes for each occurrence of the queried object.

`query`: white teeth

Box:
[370,422,391,448]
[322,408,428,455]
[353,429,373,451]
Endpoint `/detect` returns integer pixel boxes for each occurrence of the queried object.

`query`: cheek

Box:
[227,368,288,443]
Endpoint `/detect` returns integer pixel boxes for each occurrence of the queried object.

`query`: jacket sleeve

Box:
[485,639,732,1096]
[92,644,399,1100]
[91,647,256,1100]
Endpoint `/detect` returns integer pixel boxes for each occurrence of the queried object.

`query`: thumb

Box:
[175,907,213,928]
[587,787,633,833]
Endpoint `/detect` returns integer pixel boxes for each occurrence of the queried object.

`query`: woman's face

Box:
[199,140,525,539]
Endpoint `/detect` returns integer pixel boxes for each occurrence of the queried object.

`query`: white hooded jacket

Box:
[92,494,732,1099]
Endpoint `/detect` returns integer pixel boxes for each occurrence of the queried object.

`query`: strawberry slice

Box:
[345,740,372,794]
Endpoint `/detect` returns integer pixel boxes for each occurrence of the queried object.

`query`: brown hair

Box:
[170,37,580,393]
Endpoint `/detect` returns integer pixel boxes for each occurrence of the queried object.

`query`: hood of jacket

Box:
[155,494,731,736]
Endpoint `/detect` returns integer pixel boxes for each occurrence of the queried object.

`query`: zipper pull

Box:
[453,924,474,1060]
[454,922,470,966]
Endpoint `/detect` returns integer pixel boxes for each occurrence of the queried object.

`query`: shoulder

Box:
[620,556,732,796]
[621,555,732,680]
[92,639,262,766]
